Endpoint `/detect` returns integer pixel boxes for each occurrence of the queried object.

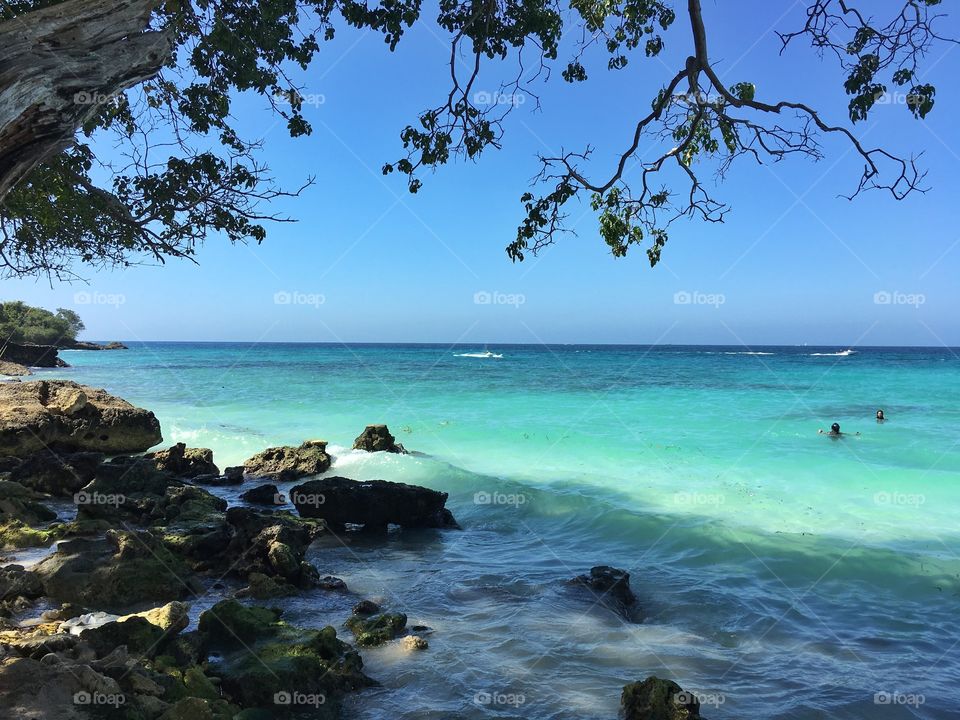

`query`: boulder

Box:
[0,479,57,524]
[240,483,282,505]
[0,341,62,367]
[620,677,702,720]
[353,424,407,453]
[10,450,104,496]
[33,530,198,612]
[352,600,380,616]
[401,635,428,651]
[570,566,638,619]
[0,564,44,601]
[243,440,331,480]
[145,443,220,478]
[290,476,459,530]
[0,380,162,456]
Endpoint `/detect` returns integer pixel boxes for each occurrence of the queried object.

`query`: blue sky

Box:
[5,2,960,346]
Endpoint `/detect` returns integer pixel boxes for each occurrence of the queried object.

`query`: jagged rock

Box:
[0,380,162,455]
[290,476,459,530]
[10,450,104,496]
[344,612,407,647]
[352,600,380,616]
[145,443,220,478]
[401,635,428,651]
[243,440,331,480]
[0,564,43,601]
[33,530,198,612]
[620,677,703,720]
[352,424,406,453]
[570,566,638,619]
[235,572,298,599]
[0,479,56,525]
[240,483,282,505]
[0,360,30,376]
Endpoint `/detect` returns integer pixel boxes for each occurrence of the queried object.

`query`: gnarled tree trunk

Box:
[0,0,173,201]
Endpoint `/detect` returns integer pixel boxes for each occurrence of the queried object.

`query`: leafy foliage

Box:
[0,0,955,277]
[0,301,85,345]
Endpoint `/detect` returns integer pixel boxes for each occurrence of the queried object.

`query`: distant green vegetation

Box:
[0,301,84,345]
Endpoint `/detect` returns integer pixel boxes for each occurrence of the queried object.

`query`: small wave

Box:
[454,352,503,358]
[809,349,856,357]
[722,351,775,356]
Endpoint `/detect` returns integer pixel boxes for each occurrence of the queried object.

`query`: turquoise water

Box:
[37,344,960,718]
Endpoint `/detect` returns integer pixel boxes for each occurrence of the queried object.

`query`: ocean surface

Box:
[30,343,960,718]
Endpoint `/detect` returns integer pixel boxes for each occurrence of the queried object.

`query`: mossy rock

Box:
[197,599,282,648]
[620,677,702,720]
[344,612,407,647]
[157,696,236,720]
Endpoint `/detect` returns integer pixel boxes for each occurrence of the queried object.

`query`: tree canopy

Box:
[0,301,86,345]
[0,0,954,278]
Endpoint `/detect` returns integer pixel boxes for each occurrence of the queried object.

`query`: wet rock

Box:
[198,600,282,648]
[344,612,407,647]
[240,483,282,505]
[79,615,167,657]
[10,450,104,496]
[235,572,298,600]
[353,424,406,454]
[401,635,428,651]
[620,676,702,719]
[290,476,459,530]
[0,564,43,601]
[218,507,325,586]
[0,379,162,455]
[243,440,331,480]
[352,600,380,616]
[317,575,347,591]
[0,479,56,525]
[145,442,220,478]
[33,530,198,612]
[570,565,638,619]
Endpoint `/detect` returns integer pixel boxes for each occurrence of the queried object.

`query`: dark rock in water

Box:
[0,340,61,367]
[352,600,380,616]
[0,379,162,455]
[236,572,299,599]
[223,466,244,483]
[0,564,43,600]
[318,575,347,591]
[145,442,220,478]
[32,529,199,612]
[198,599,282,647]
[290,476,459,530]
[10,450,104,496]
[570,566,638,619]
[620,676,702,719]
[344,612,407,647]
[79,615,167,657]
[243,440,331,480]
[352,424,406,453]
[59,340,128,350]
[240,483,282,505]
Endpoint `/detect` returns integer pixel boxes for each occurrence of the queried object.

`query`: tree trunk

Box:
[0,0,173,201]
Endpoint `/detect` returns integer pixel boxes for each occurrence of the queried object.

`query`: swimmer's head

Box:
[831,423,841,433]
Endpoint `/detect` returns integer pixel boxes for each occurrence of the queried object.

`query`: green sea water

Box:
[35,343,960,718]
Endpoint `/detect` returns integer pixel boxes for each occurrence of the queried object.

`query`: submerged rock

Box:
[0,379,162,455]
[290,476,459,530]
[570,565,638,619]
[620,676,703,719]
[243,440,331,480]
[352,424,406,454]
[145,442,220,478]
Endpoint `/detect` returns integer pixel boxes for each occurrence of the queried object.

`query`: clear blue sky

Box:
[5,2,959,346]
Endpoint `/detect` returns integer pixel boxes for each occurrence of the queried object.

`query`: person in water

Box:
[819,422,860,437]
[876,409,885,422]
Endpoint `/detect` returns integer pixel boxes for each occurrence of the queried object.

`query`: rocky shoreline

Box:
[0,380,704,719]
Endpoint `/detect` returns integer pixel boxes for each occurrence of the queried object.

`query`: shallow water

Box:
[28,343,960,718]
